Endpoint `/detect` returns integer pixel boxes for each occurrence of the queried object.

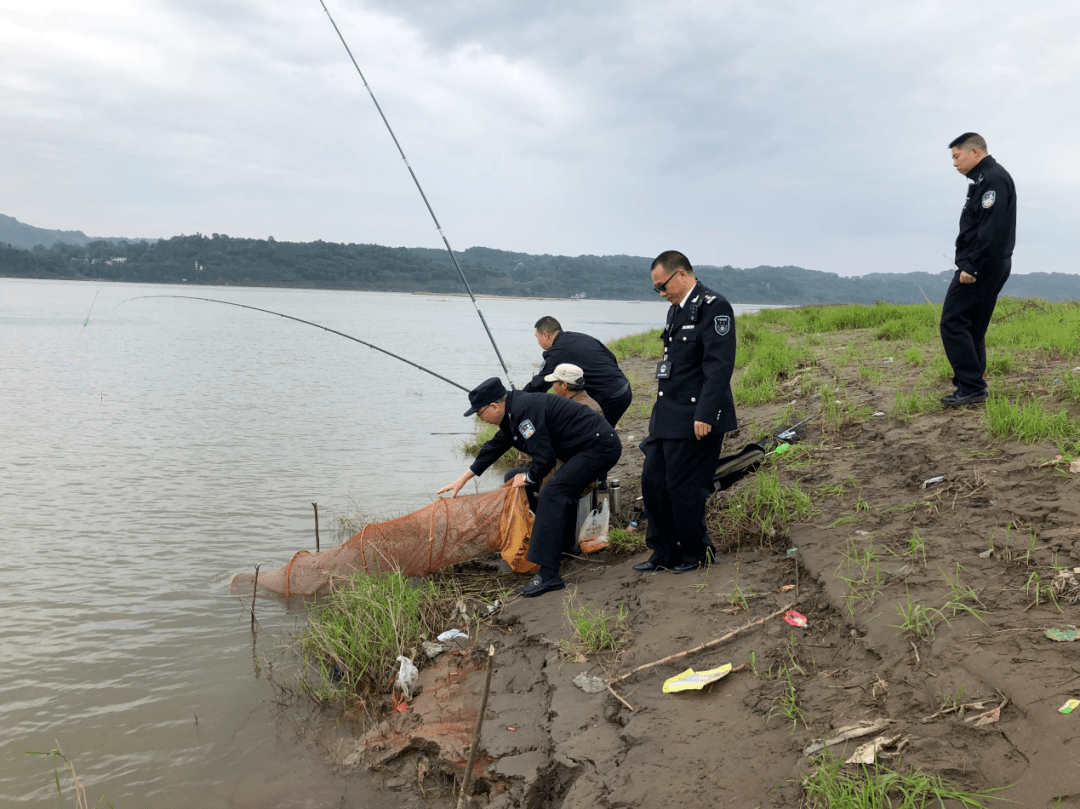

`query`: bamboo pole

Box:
[312,502,320,552]
[457,645,495,809]
[250,564,261,632]
[609,604,793,686]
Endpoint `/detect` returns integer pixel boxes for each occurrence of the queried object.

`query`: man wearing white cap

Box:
[545,363,604,417]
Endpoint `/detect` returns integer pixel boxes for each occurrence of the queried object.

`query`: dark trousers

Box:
[940,264,1010,395]
[598,383,633,428]
[526,434,622,573]
[641,432,723,566]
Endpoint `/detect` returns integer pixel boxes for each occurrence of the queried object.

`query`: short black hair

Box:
[651,250,694,275]
[949,132,987,152]
[534,316,562,334]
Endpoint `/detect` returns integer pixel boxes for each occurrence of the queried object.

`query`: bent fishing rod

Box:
[317,0,516,389]
[121,295,469,391]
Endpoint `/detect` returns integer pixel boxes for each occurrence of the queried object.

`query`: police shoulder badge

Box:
[981,190,996,209]
[714,315,731,336]
[519,419,536,439]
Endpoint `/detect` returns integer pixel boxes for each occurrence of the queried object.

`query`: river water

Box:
[0,278,766,806]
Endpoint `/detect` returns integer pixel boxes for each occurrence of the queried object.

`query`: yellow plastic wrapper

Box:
[662,663,733,693]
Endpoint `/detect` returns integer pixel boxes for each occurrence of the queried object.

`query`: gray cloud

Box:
[2,0,1077,276]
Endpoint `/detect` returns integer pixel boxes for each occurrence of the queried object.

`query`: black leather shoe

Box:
[941,389,987,408]
[673,559,707,574]
[633,559,669,572]
[565,544,582,557]
[519,574,565,598]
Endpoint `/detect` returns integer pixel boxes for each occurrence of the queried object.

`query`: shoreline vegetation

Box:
[43,298,1080,807]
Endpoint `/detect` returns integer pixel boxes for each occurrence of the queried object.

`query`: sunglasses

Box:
[653,268,682,294]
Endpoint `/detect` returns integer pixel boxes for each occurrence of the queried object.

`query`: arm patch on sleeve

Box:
[714,315,731,336]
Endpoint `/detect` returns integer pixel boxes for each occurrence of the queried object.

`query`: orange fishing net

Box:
[230,487,537,597]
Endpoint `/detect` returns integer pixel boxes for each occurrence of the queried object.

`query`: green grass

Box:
[893,591,942,642]
[608,329,664,362]
[462,420,498,455]
[297,571,457,702]
[802,752,1005,808]
[984,395,1078,444]
[893,386,939,418]
[709,467,815,545]
[766,656,807,731]
[607,526,646,553]
[560,590,628,655]
[733,327,804,406]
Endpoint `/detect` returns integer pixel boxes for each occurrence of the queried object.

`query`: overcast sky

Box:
[3,1,1078,276]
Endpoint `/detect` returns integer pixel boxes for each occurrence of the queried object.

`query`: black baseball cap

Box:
[464,377,507,416]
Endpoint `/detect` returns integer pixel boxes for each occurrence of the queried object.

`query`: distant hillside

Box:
[0,213,136,250]
[2,222,1079,304]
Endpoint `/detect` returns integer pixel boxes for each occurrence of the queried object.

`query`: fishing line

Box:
[316,0,516,389]
[69,289,100,364]
[83,290,99,327]
[121,295,470,391]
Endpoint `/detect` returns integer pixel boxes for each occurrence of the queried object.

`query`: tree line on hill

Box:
[2,233,1079,304]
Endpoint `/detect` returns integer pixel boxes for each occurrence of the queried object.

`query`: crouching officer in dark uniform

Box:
[940,132,1016,407]
[636,250,737,574]
[438,378,622,597]
[524,317,633,428]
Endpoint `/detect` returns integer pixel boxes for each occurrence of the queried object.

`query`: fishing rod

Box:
[83,290,99,327]
[316,0,516,389]
[121,295,470,391]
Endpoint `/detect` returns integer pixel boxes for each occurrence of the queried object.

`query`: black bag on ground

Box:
[713,443,765,491]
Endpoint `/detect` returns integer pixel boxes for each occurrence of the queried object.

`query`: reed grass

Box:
[297,570,458,702]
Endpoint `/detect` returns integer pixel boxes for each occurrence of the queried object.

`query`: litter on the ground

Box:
[573,673,608,694]
[1059,699,1080,715]
[883,357,894,363]
[437,629,468,642]
[395,655,419,700]
[1045,626,1080,642]
[786,547,798,557]
[778,584,795,593]
[922,475,945,489]
[845,733,902,765]
[803,718,893,756]
[422,641,447,658]
[784,610,808,628]
[964,700,1004,727]
[979,548,994,558]
[662,663,733,693]
[872,411,885,417]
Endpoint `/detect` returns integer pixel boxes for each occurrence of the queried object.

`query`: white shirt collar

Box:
[677,283,696,308]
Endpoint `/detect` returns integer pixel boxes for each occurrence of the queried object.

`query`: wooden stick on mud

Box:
[609,603,793,686]
[250,564,260,632]
[457,645,495,809]
[312,502,320,553]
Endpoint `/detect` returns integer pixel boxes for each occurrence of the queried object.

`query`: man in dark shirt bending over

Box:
[523,317,633,427]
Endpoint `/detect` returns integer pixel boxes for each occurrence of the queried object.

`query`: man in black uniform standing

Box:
[635,250,737,574]
[524,316,633,427]
[438,378,622,597]
[940,132,1017,407]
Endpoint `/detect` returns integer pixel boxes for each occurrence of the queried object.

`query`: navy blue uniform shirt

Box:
[523,331,630,409]
[470,391,616,484]
[955,155,1016,278]
[649,282,737,440]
